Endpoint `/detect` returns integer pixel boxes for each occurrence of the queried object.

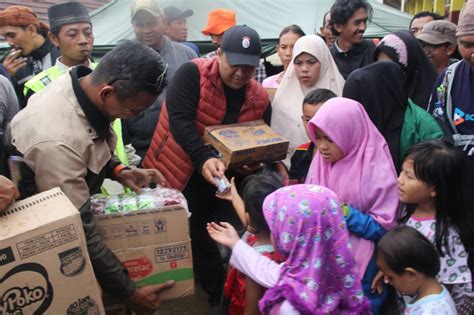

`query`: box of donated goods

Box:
[0,188,105,314]
[203,119,289,169]
[92,188,194,305]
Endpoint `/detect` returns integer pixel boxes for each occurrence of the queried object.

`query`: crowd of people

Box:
[0,0,473,314]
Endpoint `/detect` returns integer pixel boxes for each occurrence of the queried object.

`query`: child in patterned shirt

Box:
[208,185,371,314]
[397,140,474,314]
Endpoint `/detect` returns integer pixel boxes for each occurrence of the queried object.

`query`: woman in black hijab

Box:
[343,61,444,171]
[374,31,438,108]
[343,61,407,170]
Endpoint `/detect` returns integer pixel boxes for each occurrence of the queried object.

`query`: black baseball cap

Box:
[163,6,193,22]
[221,25,261,67]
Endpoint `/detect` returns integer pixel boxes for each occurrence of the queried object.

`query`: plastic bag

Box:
[91,187,187,215]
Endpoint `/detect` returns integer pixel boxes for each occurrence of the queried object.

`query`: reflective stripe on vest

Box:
[23,66,64,95]
[113,118,129,166]
[101,119,130,196]
[23,62,98,95]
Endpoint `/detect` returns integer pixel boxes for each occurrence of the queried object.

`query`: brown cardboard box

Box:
[95,204,194,302]
[0,188,105,315]
[203,120,289,169]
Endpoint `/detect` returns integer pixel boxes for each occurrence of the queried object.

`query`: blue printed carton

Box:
[203,120,289,169]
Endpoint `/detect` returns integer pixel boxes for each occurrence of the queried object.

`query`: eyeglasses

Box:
[108,63,168,93]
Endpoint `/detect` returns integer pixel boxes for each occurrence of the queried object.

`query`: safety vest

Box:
[24,62,97,95]
[23,62,129,167]
[112,119,129,166]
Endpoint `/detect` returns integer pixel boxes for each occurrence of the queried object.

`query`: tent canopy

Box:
[90,0,413,56]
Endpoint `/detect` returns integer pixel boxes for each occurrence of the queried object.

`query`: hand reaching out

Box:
[202,158,226,186]
[206,222,240,249]
[215,177,238,201]
[215,178,248,226]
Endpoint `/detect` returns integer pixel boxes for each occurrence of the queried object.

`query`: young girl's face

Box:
[376,254,418,296]
[294,52,321,88]
[398,159,435,204]
[314,127,344,163]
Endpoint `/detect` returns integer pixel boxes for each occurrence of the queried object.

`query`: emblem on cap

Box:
[242,36,250,49]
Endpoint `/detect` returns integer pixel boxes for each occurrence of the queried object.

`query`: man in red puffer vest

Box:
[143,25,270,308]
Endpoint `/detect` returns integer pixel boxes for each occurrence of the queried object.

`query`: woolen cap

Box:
[201,8,236,36]
[130,0,163,20]
[456,0,474,37]
[417,20,457,45]
[221,25,261,67]
[163,6,193,22]
[48,2,91,31]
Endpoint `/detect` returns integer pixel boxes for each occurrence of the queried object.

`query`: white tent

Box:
[91,0,412,50]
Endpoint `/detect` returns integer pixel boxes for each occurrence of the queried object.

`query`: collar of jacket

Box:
[30,36,56,61]
[70,65,111,139]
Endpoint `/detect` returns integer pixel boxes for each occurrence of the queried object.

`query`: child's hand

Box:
[207,222,240,248]
[371,270,386,294]
[215,177,238,201]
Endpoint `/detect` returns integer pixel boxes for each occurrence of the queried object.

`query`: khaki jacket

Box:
[9,71,136,299]
[10,71,116,209]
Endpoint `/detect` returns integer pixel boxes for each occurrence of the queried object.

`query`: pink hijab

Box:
[305,97,399,276]
[260,185,370,315]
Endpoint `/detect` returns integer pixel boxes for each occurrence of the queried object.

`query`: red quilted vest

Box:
[142,57,269,190]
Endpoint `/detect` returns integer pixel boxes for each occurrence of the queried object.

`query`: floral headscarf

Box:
[259,184,370,315]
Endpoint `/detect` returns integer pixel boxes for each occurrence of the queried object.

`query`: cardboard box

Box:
[0,188,105,315]
[95,204,194,302]
[203,120,289,169]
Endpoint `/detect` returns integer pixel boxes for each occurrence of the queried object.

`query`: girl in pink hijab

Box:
[305,97,399,313]
[207,185,370,314]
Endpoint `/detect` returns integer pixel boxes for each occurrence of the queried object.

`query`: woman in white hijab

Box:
[271,35,345,171]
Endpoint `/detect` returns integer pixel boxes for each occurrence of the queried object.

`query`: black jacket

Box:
[7,38,60,107]
[330,39,376,79]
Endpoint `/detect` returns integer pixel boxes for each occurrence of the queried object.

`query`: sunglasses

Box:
[108,63,168,93]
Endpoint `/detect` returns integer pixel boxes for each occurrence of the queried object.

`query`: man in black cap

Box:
[23,2,94,105]
[143,25,270,308]
[163,6,199,55]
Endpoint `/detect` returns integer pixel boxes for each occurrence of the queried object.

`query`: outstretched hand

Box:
[206,222,240,249]
[215,177,238,201]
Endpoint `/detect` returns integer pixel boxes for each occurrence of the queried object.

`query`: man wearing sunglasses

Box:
[143,25,271,308]
[417,20,458,74]
[8,41,173,314]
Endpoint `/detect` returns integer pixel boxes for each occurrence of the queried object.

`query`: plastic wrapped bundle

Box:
[91,187,187,215]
